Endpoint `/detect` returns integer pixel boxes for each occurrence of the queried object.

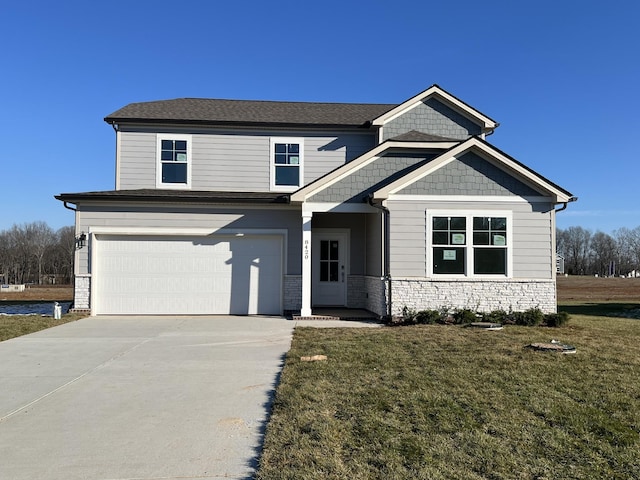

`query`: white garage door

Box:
[94,234,283,315]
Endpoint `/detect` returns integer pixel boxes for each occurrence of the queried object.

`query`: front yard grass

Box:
[257,315,640,479]
[0,313,87,342]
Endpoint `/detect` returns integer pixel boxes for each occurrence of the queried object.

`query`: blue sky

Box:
[1,0,638,234]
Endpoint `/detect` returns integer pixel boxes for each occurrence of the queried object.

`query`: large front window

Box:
[157,134,191,188]
[271,138,303,191]
[430,213,510,276]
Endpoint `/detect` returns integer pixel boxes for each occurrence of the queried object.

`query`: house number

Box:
[304,239,310,260]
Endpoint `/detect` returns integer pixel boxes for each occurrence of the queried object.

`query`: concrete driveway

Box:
[0,315,297,480]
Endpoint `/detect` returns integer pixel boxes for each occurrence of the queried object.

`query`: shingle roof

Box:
[55,189,290,204]
[105,98,396,128]
[388,130,460,142]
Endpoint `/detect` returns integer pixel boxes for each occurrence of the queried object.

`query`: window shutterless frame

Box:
[270,137,304,192]
[426,210,512,278]
[156,134,192,189]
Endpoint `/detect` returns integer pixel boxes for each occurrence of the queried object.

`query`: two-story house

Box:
[56,85,575,318]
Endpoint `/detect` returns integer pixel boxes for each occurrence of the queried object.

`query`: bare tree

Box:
[0,222,75,285]
[23,221,56,285]
[590,231,617,276]
[561,226,592,275]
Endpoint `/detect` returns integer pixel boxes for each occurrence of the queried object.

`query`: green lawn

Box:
[257,313,640,479]
[0,313,86,342]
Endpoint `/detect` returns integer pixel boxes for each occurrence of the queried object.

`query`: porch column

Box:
[301,212,313,316]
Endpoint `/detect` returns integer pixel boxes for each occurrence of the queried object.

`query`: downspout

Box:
[367,194,392,320]
[62,201,77,212]
[555,196,578,212]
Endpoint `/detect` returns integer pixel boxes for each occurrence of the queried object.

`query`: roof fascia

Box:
[371,85,498,132]
[290,140,458,203]
[373,137,573,202]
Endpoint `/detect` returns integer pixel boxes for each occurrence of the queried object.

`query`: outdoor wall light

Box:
[76,232,87,249]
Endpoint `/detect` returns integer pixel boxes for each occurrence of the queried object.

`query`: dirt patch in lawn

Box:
[0,285,73,302]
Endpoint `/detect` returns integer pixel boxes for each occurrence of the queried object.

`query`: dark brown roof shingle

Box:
[104,98,396,127]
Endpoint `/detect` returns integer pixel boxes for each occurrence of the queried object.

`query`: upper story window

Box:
[157,134,192,188]
[271,137,303,191]
[429,212,511,277]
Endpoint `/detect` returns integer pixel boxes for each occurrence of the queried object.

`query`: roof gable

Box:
[373,137,573,202]
[290,140,459,203]
[371,85,498,134]
[395,151,542,197]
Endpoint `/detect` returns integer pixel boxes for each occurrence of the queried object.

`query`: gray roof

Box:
[105,98,396,128]
[55,189,290,204]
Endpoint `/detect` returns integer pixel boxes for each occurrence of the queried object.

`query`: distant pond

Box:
[0,301,72,316]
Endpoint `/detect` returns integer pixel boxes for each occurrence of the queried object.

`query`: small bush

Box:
[483,309,510,324]
[452,308,478,325]
[401,306,417,324]
[513,308,544,326]
[544,311,570,327]
[415,309,441,324]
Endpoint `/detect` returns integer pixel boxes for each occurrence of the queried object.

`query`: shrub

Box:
[415,309,441,324]
[452,308,478,325]
[402,305,416,324]
[512,308,544,326]
[544,311,570,327]
[483,309,510,324]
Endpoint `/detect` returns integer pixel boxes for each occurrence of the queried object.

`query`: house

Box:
[56,85,575,318]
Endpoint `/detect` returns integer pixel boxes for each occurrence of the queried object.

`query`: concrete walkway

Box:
[0,315,379,480]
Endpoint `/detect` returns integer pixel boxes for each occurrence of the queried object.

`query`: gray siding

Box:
[399,152,542,196]
[309,153,438,203]
[117,125,375,192]
[383,98,482,141]
[76,205,301,275]
[365,213,383,277]
[387,199,554,279]
[118,132,156,189]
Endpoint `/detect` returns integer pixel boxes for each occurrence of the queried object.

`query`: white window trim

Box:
[270,137,304,192]
[156,134,192,189]
[426,210,513,278]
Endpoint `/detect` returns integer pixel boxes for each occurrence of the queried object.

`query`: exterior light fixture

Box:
[76,232,87,249]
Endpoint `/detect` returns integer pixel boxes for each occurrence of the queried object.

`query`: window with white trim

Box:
[270,137,303,191]
[429,212,510,276]
[157,134,192,188]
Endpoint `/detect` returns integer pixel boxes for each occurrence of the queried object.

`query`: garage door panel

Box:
[95,235,282,315]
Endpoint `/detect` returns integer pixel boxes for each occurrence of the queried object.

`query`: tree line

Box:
[0,222,75,285]
[557,226,640,277]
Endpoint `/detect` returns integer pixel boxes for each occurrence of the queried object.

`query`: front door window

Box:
[320,240,340,282]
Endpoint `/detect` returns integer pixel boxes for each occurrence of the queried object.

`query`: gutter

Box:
[555,196,578,212]
[367,194,392,320]
[62,201,77,212]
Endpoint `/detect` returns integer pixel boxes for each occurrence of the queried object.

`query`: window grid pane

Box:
[274,142,301,186]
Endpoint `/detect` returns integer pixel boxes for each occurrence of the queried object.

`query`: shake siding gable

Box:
[398,152,542,197]
[382,98,482,141]
[308,153,438,203]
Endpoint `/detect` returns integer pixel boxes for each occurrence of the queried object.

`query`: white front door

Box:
[312,231,348,306]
